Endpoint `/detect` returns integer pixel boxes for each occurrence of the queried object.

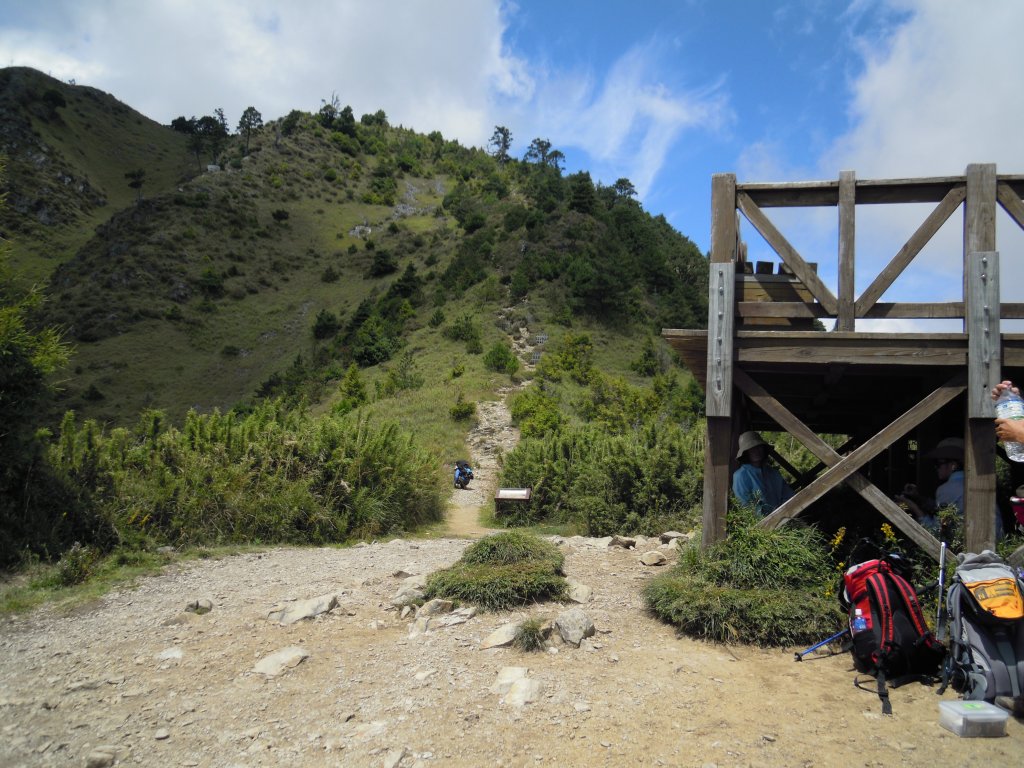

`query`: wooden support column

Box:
[703,174,738,547]
[964,164,998,553]
[837,170,856,331]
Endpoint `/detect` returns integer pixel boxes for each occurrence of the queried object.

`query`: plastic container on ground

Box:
[938,700,1009,738]
[994,387,1024,462]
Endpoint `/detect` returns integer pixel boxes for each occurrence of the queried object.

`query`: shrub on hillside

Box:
[483,341,520,376]
[48,405,446,548]
[644,506,842,646]
[497,421,703,535]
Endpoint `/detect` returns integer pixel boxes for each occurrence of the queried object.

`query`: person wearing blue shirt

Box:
[732,431,794,517]
[903,437,1003,540]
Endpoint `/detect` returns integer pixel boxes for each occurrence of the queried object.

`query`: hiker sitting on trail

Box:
[900,437,1002,540]
[732,431,794,517]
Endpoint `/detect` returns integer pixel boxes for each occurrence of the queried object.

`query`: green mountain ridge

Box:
[1,65,709,430]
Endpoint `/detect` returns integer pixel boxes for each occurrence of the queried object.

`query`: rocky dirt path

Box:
[2,537,1022,768]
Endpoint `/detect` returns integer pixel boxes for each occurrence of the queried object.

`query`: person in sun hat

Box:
[732,430,794,517]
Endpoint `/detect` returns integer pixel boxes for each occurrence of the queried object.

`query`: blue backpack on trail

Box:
[453,460,474,489]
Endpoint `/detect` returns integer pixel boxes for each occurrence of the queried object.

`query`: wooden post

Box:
[703,174,738,547]
[837,170,856,331]
[964,164,998,553]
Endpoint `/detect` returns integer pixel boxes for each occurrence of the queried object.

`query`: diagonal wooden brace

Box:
[740,368,966,560]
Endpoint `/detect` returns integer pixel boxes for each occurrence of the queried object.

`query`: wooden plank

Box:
[737,191,839,314]
[966,251,1000,418]
[996,182,1024,231]
[837,171,856,331]
[964,418,997,552]
[710,174,737,264]
[703,416,731,547]
[737,337,968,367]
[759,372,967,529]
[855,186,965,316]
[705,262,735,417]
[733,368,940,558]
[738,175,967,207]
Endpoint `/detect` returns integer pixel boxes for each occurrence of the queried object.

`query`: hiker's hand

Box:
[992,380,1020,400]
[996,418,1024,443]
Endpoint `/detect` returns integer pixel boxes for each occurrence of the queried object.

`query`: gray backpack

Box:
[940,550,1024,704]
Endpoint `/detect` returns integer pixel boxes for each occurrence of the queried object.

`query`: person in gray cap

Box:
[902,436,1002,539]
[732,431,794,517]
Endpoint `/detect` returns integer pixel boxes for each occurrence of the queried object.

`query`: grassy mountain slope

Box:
[0,68,193,284]
[1,67,709,463]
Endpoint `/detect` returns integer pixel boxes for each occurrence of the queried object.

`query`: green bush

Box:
[498,421,703,535]
[425,532,567,611]
[459,530,564,572]
[644,507,842,646]
[483,341,520,376]
[47,405,446,547]
[450,391,476,422]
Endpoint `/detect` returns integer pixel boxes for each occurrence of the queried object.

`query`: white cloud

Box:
[0,0,528,146]
[793,0,1024,330]
[511,42,729,197]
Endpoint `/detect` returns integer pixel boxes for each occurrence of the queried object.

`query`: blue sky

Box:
[3,0,1024,328]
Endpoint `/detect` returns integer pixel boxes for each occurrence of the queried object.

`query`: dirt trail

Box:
[441,385,524,539]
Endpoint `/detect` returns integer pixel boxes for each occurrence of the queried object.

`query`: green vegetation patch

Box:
[459,530,564,572]
[425,531,567,611]
[644,508,842,646]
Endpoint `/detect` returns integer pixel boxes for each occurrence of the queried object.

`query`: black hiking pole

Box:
[794,628,849,662]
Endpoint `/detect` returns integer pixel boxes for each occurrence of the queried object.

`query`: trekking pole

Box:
[794,628,849,662]
[936,541,947,641]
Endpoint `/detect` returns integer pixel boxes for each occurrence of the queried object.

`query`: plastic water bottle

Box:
[852,608,868,634]
[995,386,1024,462]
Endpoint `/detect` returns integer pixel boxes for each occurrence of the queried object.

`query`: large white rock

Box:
[490,666,529,694]
[639,551,667,566]
[252,646,310,677]
[555,608,595,647]
[481,622,521,649]
[267,594,339,625]
[566,578,593,604]
[504,677,543,706]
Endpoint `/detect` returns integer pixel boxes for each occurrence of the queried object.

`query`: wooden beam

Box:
[965,418,997,552]
[837,171,856,331]
[703,416,731,547]
[736,191,839,314]
[739,301,1024,320]
[759,372,967,529]
[855,186,965,316]
[996,182,1024,231]
[738,175,969,208]
[732,368,940,559]
[711,174,737,264]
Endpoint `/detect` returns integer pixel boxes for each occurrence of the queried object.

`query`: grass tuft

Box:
[425,532,567,611]
[644,506,842,646]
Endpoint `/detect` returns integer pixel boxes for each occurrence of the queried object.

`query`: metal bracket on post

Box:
[967,251,1000,418]
[705,262,735,417]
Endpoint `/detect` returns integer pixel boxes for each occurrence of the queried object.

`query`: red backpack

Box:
[840,557,946,714]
